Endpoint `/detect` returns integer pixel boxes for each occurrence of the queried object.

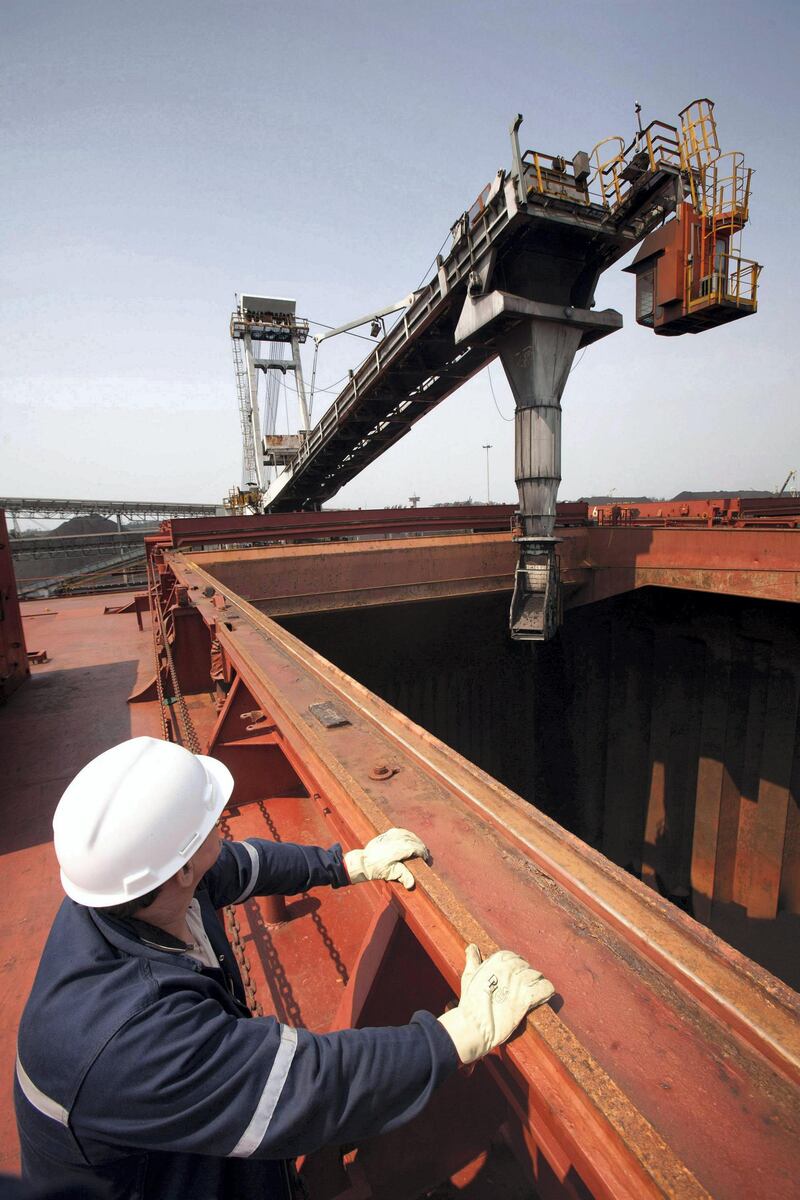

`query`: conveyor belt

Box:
[264,157,681,513]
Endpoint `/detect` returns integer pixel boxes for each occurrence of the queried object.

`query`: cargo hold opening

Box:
[277,588,800,990]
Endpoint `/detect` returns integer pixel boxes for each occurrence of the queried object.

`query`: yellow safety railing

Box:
[589,121,680,211]
[589,136,626,208]
[638,121,682,171]
[679,98,720,170]
[685,254,760,313]
[696,151,752,226]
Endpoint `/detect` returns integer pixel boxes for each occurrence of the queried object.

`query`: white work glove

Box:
[438,944,554,1064]
[344,827,430,890]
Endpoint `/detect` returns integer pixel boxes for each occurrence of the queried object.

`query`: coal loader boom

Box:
[256,98,759,640]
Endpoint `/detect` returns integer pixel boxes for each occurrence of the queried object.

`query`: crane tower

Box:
[226,296,310,513]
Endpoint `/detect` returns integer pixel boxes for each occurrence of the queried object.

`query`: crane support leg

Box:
[455,291,622,639]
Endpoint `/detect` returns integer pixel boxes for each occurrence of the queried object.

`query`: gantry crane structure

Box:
[234,99,760,638]
[225,295,310,515]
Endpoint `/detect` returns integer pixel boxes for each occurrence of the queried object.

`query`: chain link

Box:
[257,800,349,986]
[219,808,264,1017]
[147,556,263,1015]
[145,554,171,742]
[146,554,200,754]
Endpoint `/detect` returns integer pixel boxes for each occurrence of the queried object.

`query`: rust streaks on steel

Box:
[202,623,708,1199]
[559,526,800,607]
[173,527,800,619]
[176,554,800,1080]
[176,552,800,1080]
[161,556,786,1199]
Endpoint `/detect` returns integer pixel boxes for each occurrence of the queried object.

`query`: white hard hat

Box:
[53,737,234,907]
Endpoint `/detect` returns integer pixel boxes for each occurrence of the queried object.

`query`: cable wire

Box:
[414,230,452,291]
[488,345,587,425]
[287,372,347,399]
[488,364,514,422]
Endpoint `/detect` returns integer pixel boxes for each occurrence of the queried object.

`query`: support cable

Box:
[488,365,514,422]
[414,230,452,291]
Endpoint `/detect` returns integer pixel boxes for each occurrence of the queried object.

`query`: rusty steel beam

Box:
[188,535,515,616]
[169,526,800,617]
[560,526,800,607]
[157,504,518,549]
[141,544,800,1200]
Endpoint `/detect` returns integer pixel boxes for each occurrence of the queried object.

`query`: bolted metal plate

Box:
[309,701,351,728]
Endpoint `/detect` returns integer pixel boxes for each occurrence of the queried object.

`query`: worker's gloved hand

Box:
[344,828,430,890]
[438,944,554,1064]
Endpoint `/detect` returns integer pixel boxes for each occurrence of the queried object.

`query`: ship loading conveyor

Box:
[259,100,760,641]
[262,160,630,516]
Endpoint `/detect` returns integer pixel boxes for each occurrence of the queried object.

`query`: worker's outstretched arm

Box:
[71,945,552,1162]
[204,828,430,907]
[73,997,457,1160]
[203,838,348,905]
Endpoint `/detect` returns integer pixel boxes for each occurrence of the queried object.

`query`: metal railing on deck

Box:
[521,150,591,205]
[589,121,680,211]
[693,151,752,226]
[686,254,760,311]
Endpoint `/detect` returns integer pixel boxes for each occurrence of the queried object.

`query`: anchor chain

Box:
[147,554,200,754]
[219,808,264,1017]
[148,555,261,1015]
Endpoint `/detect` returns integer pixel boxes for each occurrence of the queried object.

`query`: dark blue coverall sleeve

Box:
[71,994,458,1160]
[203,838,349,909]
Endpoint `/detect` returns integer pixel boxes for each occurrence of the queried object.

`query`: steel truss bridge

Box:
[1,497,217,523]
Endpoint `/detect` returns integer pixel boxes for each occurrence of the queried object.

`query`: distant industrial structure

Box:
[2,497,218,597]
[0,497,217,526]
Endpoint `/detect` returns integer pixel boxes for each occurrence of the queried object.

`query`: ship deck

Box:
[0,593,162,1170]
[2,529,799,1197]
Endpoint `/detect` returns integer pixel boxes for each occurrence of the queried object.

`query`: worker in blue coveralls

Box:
[15,737,554,1199]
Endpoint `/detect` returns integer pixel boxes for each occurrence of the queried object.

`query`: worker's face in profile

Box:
[191,826,223,882]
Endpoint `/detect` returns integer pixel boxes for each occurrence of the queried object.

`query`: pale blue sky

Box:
[2,0,797,509]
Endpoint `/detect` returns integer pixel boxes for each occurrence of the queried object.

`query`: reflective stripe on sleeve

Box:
[229,1026,298,1158]
[231,841,261,905]
[15,1054,69,1126]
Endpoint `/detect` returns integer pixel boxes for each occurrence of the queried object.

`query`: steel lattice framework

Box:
[0,497,217,522]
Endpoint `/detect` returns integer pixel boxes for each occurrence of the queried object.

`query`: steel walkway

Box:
[264,139,681,513]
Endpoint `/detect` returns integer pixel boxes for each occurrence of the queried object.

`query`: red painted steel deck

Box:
[0,594,162,1170]
[3,510,800,1196]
